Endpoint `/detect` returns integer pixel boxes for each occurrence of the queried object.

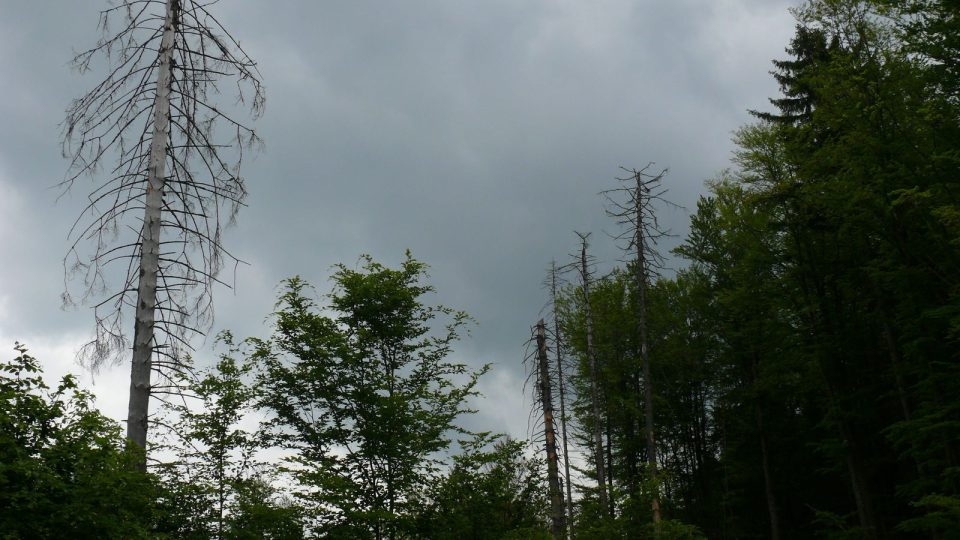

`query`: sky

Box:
[0,1,797,443]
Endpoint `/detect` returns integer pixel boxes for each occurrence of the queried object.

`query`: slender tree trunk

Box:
[580,240,609,514]
[624,414,640,493]
[386,352,397,540]
[623,373,641,503]
[788,223,884,538]
[537,320,566,539]
[817,299,882,539]
[218,449,225,539]
[880,320,912,423]
[633,172,662,524]
[842,422,881,539]
[127,0,178,467]
[751,352,781,540]
[605,409,615,518]
[816,332,881,538]
[870,282,913,425]
[758,420,780,540]
[550,262,574,536]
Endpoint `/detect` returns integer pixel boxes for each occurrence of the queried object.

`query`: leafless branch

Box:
[62,0,264,379]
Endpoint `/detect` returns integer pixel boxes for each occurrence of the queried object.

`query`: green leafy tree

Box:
[255,254,487,539]
[677,177,828,540]
[0,343,157,538]
[226,477,306,540]
[557,271,711,538]
[673,3,960,536]
[154,333,304,539]
[539,2,960,538]
[412,435,551,539]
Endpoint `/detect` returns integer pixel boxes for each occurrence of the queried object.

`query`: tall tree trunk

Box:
[217,441,226,539]
[623,374,641,504]
[820,307,882,538]
[871,281,913,425]
[751,352,781,540]
[550,262,574,535]
[580,238,609,514]
[791,226,882,538]
[537,320,566,539]
[127,0,178,467]
[633,172,662,524]
[758,418,780,540]
[881,320,912,423]
[605,409,616,518]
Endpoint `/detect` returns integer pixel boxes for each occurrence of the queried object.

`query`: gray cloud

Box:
[0,1,797,438]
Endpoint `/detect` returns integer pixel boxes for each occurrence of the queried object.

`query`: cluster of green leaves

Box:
[556,273,711,540]
[152,334,305,539]
[0,344,157,538]
[252,254,494,538]
[412,435,550,539]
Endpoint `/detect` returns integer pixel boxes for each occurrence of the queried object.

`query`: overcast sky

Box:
[0,1,797,441]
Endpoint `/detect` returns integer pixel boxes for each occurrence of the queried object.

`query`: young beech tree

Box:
[61,0,264,466]
[254,254,487,539]
[412,435,551,540]
[153,333,304,539]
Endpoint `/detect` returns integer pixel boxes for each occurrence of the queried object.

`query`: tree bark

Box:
[550,262,574,536]
[127,0,178,468]
[537,320,566,539]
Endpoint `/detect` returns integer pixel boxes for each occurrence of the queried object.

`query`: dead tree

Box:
[603,165,672,524]
[61,0,264,468]
[547,260,574,532]
[534,319,566,539]
[574,232,609,515]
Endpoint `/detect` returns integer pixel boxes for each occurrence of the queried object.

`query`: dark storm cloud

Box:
[0,1,797,435]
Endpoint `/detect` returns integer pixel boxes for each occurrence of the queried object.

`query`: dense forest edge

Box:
[3,0,960,538]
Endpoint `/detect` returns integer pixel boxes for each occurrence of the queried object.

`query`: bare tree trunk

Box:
[537,320,566,539]
[65,0,263,474]
[814,292,882,538]
[632,171,662,524]
[605,166,669,526]
[579,236,609,514]
[840,420,881,539]
[881,320,912,423]
[127,0,179,464]
[550,261,574,536]
[871,282,913,426]
[758,408,780,540]
[750,351,781,540]
[605,409,616,518]
[218,449,226,539]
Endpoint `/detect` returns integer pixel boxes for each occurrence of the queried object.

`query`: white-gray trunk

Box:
[127,0,178,466]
